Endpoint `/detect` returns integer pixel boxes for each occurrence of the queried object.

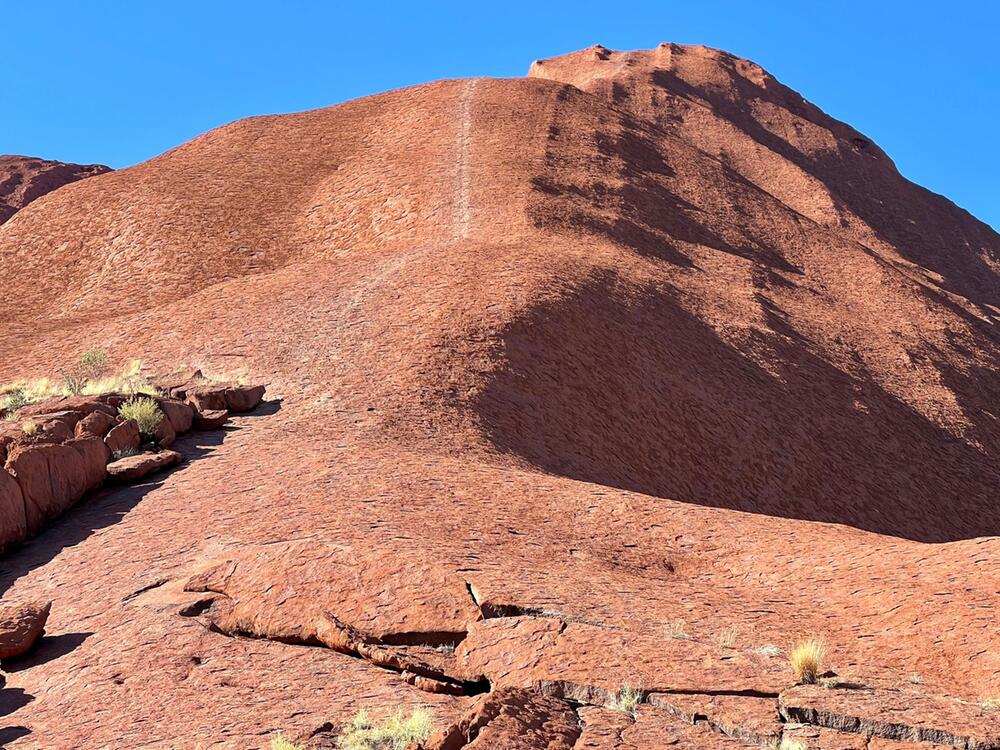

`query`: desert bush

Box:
[61,369,87,395]
[1,387,31,417]
[119,396,164,437]
[607,684,643,716]
[270,735,303,750]
[78,348,110,380]
[790,638,826,684]
[21,419,39,435]
[338,707,434,750]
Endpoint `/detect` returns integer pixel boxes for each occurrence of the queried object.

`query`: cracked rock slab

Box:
[417,687,580,750]
[457,616,789,698]
[647,692,782,742]
[577,705,757,749]
[779,684,1000,749]
[185,540,482,646]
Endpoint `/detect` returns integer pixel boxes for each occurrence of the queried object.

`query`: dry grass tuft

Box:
[777,738,807,750]
[790,638,826,684]
[789,638,826,684]
[607,684,643,717]
[269,734,303,750]
[664,618,688,639]
[718,626,739,648]
[338,707,434,750]
[0,358,159,418]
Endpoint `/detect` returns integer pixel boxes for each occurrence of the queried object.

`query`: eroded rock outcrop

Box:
[0,380,266,551]
[0,155,110,225]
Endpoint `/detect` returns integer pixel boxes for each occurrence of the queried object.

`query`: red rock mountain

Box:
[0,45,997,748]
[0,155,110,225]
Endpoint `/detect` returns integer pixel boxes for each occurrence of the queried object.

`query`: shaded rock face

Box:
[0,155,110,224]
[0,44,998,749]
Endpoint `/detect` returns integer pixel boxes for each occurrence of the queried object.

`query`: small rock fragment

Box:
[0,600,52,660]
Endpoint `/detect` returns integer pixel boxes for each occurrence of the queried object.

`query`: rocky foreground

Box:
[0,43,997,748]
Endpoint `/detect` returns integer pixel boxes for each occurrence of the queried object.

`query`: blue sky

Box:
[3,1,997,229]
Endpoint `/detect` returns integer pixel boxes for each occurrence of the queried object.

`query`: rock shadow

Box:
[473,274,1000,542]
[2,632,92,672]
[647,67,1000,310]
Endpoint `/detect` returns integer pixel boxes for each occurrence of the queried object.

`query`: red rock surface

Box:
[0,43,998,748]
[0,155,110,225]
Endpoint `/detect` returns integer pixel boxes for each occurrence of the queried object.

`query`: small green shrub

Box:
[79,348,110,380]
[119,396,164,437]
[607,684,643,717]
[1,387,31,417]
[338,707,434,750]
[270,734,303,750]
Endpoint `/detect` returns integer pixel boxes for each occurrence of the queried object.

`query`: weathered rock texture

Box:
[0,155,110,224]
[0,43,997,749]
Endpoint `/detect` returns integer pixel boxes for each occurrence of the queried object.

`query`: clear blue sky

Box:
[3,1,997,229]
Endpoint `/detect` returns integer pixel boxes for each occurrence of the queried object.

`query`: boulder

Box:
[186,386,227,413]
[224,385,266,413]
[0,470,27,552]
[0,600,51,660]
[70,435,110,489]
[75,410,116,438]
[153,417,176,448]
[29,415,75,442]
[30,410,83,431]
[193,408,228,430]
[106,450,182,482]
[5,438,107,535]
[105,419,140,456]
[158,398,194,434]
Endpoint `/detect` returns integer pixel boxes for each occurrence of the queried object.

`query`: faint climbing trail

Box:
[454,79,477,240]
